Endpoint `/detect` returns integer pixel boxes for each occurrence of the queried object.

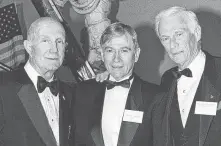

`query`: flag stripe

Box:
[0,43,25,60]
[0,54,25,71]
[0,3,26,69]
[0,35,23,53]
[0,49,25,67]
[4,53,25,67]
[0,48,25,62]
[0,35,25,68]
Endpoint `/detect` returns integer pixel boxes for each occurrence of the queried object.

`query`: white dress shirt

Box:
[177,50,206,128]
[24,61,60,146]
[102,75,133,146]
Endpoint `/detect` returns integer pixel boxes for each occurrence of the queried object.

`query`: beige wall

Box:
[2,0,221,84]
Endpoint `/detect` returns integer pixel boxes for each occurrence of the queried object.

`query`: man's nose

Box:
[170,37,178,51]
[50,42,58,53]
[113,51,121,62]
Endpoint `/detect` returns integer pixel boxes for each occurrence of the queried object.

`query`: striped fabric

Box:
[0,3,25,71]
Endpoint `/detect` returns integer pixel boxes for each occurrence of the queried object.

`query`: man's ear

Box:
[65,42,68,48]
[101,48,104,62]
[23,40,32,57]
[135,47,141,63]
[194,25,201,42]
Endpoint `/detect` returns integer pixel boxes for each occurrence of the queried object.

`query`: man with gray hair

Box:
[0,17,73,146]
[151,6,221,146]
[72,22,159,146]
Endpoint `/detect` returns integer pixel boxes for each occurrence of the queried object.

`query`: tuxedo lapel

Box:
[18,84,57,146]
[58,82,71,146]
[117,75,143,146]
[15,68,57,146]
[199,53,221,146]
[125,75,143,110]
[91,82,106,146]
[199,77,220,146]
[162,67,179,146]
[91,125,105,146]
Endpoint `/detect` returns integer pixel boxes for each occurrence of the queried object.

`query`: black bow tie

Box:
[37,76,59,96]
[172,67,192,79]
[105,75,134,90]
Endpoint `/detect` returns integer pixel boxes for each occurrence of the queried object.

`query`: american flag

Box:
[0,3,26,71]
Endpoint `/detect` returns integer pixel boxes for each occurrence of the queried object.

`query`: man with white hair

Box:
[0,17,73,146]
[150,6,221,146]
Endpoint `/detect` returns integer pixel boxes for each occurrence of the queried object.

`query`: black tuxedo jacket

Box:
[152,52,221,146]
[0,68,73,146]
[71,74,159,146]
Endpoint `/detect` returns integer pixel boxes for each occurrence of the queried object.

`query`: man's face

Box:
[158,15,199,68]
[101,33,140,81]
[28,22,66,73]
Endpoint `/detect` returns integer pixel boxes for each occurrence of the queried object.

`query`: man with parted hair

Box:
[0,17,73,146]
[150,6,221,146]
[72,22,159,146]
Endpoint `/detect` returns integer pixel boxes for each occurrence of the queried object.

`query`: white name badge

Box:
[123,110,144,123]
[195,101,217,116]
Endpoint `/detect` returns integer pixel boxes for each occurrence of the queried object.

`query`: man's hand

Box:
[95,71,109,82]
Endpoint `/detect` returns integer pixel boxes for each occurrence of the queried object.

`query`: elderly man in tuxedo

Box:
[0,17,73,146]
[72,22,159,146]
[150,6,221,146]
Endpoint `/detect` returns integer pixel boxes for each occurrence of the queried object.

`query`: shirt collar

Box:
[24,60,54,88]
[186,50,206,78]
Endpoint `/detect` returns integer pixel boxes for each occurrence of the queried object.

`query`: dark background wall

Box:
[2,0,221,84]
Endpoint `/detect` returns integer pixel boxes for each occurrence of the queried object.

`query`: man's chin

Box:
[172,56,185,65]
[110,73,124,81]
[44,64,61,71]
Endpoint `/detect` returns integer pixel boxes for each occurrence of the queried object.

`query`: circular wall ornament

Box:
[69,0,101,14]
